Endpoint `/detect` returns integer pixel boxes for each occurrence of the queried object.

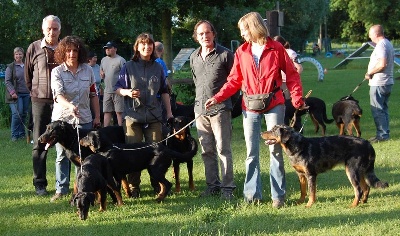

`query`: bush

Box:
[0,80,11,128]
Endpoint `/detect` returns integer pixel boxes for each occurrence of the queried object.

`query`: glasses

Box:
[197,31,213,37]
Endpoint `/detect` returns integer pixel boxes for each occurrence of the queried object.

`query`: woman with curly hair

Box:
[50,35,101,202]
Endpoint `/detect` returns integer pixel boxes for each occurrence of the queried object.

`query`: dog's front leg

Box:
[296,173,307,205]
[187,160,195,191]
[173,162,181,192]
[306,175,317,207]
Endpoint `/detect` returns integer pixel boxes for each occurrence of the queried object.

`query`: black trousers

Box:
[31,101,53,188]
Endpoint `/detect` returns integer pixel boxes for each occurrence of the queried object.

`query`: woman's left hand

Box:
[70,105,81,118]
[93,117,101,128]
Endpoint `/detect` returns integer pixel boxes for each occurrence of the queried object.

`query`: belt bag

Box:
[243,87,280,111]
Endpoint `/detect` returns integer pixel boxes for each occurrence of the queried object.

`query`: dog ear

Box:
[279,126,293,144]
[87,192,96,206]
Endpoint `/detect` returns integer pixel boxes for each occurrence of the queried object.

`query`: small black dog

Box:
[332,96,362,137]
[79,129,198,202]
[73,153,123,220]
[261,125,388,208]
[285,97,334,136]
[166,116,198,192]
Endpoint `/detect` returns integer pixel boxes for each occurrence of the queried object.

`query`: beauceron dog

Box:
[332,96,362,137]
[38,121,125,202]
[73,153,123,220]
[261,125,388,208]
[285,97,334,136]
[166,116,198,192]
[79,129,198,202]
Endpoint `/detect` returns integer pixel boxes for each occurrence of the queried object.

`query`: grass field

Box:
[0,54,399,235]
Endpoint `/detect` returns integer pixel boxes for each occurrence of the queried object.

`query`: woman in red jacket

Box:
[205,12,307,208]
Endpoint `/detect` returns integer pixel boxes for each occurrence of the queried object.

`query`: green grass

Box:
[1,56,400,235]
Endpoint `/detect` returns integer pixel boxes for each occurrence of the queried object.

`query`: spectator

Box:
[190,20,236,200]
[115,33,173,198]
[100,41,126,126]
[205,12,307,208]
[88,51,103,123]
[365,24,394,143]
[5,47,30,141]
[25,15,61,196]
[50,35,101,201]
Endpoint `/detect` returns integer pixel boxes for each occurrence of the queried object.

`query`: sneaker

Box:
[272,199,285,209]
[35,186,48,196]
[221,191,234,201]
[199,187,220,197]
[368,137,389,143]
[50,193,65,202]
[11,137,17,142]
[245,198,262,205]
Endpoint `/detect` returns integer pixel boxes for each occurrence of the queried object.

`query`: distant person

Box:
[190,20,236,200]
[50,35,101,202]
[115,33,173,198]
[205,12,307,208]
[154,42,170,80]
[100,41,126,126]
[5,47,30,141]
[25,15,61,196]
[273,35,303,99]
[365,24,394,143]
[88,51,103,123]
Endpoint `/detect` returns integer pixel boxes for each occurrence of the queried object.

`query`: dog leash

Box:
[344,78,367,99]
[72,116,83,172]
[112,112,204,151]
[290,90,312,128]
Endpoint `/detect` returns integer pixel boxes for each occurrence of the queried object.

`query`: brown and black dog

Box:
[79,129,198,202]
[73,153,123,220]
[285,97,334,136]
[332,96,362,137]
[261,125,388,208]
[166,116,198,192]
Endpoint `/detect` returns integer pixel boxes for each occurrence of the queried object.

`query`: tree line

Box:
[1,0,399,69]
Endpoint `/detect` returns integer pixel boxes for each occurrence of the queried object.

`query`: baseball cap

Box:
[103,41,117,49]
[87,51,97,58]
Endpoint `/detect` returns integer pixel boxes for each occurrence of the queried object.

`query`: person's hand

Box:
[11,93,18,100]
[130,89,140,98]
[204,98,217,110]
[365,73,372,80]
[70,105,81,118]
[93,117,101,128]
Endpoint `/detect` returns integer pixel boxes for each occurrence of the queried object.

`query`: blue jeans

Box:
[9,93,30,139]
[370,85,392,139]
[242,105,286,202]
[55,122,92,194]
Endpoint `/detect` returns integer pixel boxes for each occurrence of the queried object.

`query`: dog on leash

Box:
[79,129,198,202]
[261,125,388,208]
[73,153,123,220]
[285,97,334,136]
[332,95,362,137]
[166,116,198,192]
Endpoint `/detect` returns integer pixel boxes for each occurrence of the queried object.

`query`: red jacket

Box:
[213,37,304,112]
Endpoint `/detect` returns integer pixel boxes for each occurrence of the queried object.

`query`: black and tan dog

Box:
[332,96,362,137]
[79,129,198,202]
[73,153,123,220]
[285,97,334,136]
[166,116,198,192]
[261,125,388,208]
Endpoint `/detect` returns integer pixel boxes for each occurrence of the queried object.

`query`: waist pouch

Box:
[243,87,280,111]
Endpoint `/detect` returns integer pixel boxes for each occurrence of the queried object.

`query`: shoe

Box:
[199,187,220,197]
[35,186,48,196]
[272,199,285,209]
[221,191,234,201]
[368,137,389,143]
[11,137,17,142]
[50,193,65,202]
[245,198,262,205]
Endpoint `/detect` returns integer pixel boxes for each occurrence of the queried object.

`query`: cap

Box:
[103,41,117,49]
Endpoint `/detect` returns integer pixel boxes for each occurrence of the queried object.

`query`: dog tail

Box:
[365,146,389,189]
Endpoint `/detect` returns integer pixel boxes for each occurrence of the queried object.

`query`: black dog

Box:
[166,116,198,192]
[332,96,362,137]
[73,153,123,220]
[261,125,388,208]
[38,121,125,200]
[79,129,198,202]
[285,97,334,136]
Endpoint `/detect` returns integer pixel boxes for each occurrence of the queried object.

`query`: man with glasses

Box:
[25,15,61,196]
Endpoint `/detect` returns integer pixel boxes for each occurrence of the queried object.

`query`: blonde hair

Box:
[238,12,269,45]
[13,47,24,54]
